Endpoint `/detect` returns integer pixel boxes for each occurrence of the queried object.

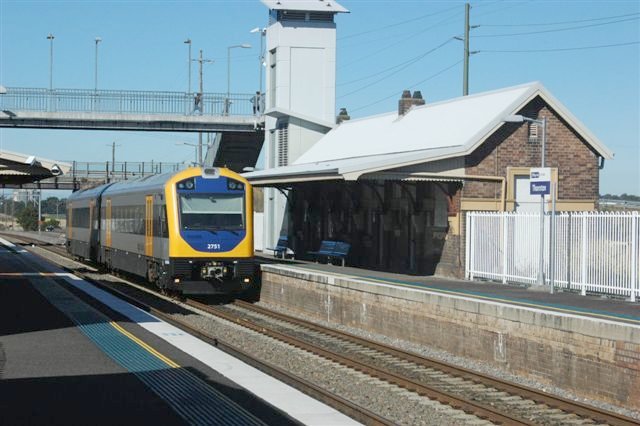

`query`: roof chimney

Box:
[336,107,351,124]
[398,90,413,116]
[412,90,425,107]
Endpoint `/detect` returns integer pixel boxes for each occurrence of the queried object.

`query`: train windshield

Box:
[179,193,245,231]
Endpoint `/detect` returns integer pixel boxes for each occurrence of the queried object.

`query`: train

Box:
[66,167,257,295]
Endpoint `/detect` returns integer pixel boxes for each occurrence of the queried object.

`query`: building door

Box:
[514,175,539,212]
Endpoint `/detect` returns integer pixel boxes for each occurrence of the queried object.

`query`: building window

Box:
[278,10,306,21]
[309,12,334,22]
[277,121,289,167]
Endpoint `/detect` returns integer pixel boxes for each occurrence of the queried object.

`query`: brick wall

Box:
[464,96,600,201]
[261,265,640,411]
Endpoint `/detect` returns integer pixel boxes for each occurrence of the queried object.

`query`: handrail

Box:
[0,87,257,117]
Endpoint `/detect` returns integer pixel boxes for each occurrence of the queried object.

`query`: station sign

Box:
[530,167,551,195]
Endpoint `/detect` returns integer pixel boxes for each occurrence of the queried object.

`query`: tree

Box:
[16,205,38,231]
[44,217,60,229]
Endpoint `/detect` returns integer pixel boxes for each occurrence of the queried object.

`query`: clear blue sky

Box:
[0,0,638,196]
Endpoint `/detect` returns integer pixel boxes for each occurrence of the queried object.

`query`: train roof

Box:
[67,167,245,202]
[101,169,180,196]
[68,168,189,201]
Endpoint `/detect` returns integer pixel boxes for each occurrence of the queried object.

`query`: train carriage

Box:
[67,167,256,295]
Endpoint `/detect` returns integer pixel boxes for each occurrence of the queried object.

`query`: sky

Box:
[0,0,638,196]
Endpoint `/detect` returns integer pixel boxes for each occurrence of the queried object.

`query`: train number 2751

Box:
[207,243,221,250]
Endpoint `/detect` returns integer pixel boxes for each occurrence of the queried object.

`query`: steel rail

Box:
[232,300,639,426]
[186,298,525,426]
[1,233,392,426]
[6,233,638,426]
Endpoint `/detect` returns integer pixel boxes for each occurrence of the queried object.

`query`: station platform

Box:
[256,254,640,414]
[0,236,359,426]
[256,254,640,325]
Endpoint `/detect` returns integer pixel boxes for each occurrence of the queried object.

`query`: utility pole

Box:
[94,37,102,92]
[107,142,121,180]
[463,3,470,96]
[47,33,54,91]
[184,38,192,95]
[194,49,213,166]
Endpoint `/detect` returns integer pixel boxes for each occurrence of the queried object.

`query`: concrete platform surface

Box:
[0,236,358,426]
[258,254,640,325]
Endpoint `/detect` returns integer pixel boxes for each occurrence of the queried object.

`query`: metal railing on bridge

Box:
[16,161,188,190]
[69,160,186,184]
[0,87,257,117]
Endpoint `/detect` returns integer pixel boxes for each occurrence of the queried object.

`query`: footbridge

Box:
[1,160,186,190]
[0,87,264,132]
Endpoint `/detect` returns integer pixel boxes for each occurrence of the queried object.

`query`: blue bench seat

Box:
[307,240,350,266]
[267,236,295,259]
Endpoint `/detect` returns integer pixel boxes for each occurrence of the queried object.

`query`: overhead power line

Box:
[473,16,639,38]
[337,38,455,99]
[349,60,463,114]
[339,10,461,69]
[339,4,459,41]
[338,38,455,87]
[481,40,640,53]
[480,12,640,27]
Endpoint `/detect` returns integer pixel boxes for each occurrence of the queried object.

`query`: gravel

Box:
[257,300,640,422]
[19,239,639,423]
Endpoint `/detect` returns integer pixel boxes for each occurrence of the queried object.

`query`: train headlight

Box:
[227,179,244,191]
[177,178,195,190]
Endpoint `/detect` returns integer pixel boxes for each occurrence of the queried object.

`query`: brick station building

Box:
[245,82,614,277]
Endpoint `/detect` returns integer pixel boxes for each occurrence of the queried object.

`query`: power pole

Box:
[456,3,478,96]
[463,3,470,96]
[107,142,121,180]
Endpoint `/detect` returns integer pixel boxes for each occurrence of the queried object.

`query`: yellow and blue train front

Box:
[165,168,254,294]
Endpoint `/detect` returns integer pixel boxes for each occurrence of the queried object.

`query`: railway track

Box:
[5,232,639,426]
[189,299,638,426]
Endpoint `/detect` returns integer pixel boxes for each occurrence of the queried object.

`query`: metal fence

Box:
[465,211,640,301]
[69,161,185,182]
[0,87,256,116]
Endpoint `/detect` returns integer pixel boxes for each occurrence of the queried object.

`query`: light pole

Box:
[176,142,200,166]
[504,114,548,287]
[249,28,266,95]
[193,50,213,164]
[47,33,54,91]
[226,43,251,114]
[94,37,102,91]
[184,38,192,94]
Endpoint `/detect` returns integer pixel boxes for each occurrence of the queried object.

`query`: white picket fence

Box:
[465,211,640,301]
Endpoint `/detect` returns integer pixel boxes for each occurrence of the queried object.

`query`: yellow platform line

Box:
[110,321,180,369]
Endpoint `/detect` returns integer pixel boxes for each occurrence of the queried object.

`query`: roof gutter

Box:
[402,172,506,212]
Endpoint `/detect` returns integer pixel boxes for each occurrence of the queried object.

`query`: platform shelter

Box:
[245,82,614,277]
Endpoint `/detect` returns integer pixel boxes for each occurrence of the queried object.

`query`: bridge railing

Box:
[68,161,187,183]
[0,87,257,116]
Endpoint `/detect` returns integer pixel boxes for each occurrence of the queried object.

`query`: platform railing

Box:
[466,211,640,301]
[0,87,257,117]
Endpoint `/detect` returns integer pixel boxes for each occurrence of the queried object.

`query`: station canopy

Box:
[0,150,71,185]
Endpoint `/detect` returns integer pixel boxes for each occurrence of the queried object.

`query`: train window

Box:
[179,193,245,231]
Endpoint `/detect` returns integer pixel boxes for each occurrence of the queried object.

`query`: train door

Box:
[67,202,73,240]
[105,199,112,247]
[89,200,98,261]
[145,195,153,257]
